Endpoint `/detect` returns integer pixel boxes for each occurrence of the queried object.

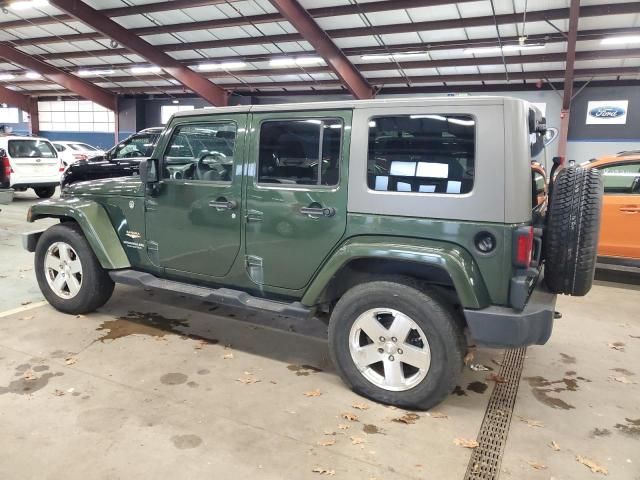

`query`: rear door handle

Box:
[209,198,237,211]
[300,206,336,218]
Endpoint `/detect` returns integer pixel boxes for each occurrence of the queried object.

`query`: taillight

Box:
[73,153,87,161]
[514,226,534,268]
[2,155,12,177]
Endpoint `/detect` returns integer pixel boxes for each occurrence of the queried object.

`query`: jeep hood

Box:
[63,175,144,197]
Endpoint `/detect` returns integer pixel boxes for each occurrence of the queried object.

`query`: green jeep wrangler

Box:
[24,97,602,409]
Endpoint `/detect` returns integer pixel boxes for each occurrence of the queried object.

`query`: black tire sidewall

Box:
[35,223,114,314]
[328,281,463,410]
[34,186,56,198]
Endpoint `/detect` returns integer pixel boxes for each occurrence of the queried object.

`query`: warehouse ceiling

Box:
[0,0,639,101]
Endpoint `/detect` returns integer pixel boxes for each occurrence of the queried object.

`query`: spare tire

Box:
[544,166,603,296]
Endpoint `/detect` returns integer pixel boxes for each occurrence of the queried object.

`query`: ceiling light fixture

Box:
[196,61,247,71]
[8,0,48,10]
[130,66,161,74]
[601,35,640,45]
[463,43,546,54]
[361,52,429,61]
[270,57,324,67]
[25,71,42,79]
[77,69,115,77]
[0,73,16,81]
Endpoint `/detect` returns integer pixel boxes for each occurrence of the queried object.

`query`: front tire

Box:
[328,280,464,410]
[35,223,114,314]
[34,186,56,198]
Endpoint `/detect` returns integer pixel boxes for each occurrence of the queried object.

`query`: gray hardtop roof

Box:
[172,95,518,119]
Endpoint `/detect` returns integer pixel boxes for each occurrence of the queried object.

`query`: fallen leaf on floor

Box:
[64,356,77,366]
[312,467,335,476]
[608,342,625,351]
[304,389,322,397]
[527,461,547,470]
[549,441,561,451]
[428,411,448,419]
[222,353,234,360]
[317,439,336,447]
[463,350,475,365]
[341,412,359,422]
[518,416,544,428]
[236,376,260,385]
[52,389,65,396]
[194,339,209,350]
[609,376,635,384]
[454,438,479,449]
[19,315,34,321]
[337,423,350,430]
[75,315,85,319]
[324,431,336,436]
[576,455,608,475]
[470,363,490,371]
[350,436,365,445]
[393,413,420,424]
[486,373,507,383]
[630,335,640,339]
[21,300,32,306]
[352,402,370,410]
[23,371,36,380]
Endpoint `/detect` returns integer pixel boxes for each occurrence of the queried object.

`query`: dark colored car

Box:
[61,127,163,187]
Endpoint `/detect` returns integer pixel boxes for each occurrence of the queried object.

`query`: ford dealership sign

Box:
[586,100,628,125]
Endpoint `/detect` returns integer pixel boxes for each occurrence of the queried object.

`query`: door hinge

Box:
[246,209,263,222]
[245,255,264,284]
[144,199,158,212]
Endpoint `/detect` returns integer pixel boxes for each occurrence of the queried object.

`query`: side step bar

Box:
[109,269,313,319]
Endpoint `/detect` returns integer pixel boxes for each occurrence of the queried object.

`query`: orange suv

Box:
[583,151,640,270]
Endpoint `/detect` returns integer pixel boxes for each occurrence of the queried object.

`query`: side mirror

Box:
[139,158,159,184]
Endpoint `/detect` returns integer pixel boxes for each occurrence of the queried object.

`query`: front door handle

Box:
[209,198,238,211]
[619,206,640,213]
[300,206,336,218]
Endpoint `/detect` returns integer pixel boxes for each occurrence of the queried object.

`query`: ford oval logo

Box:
[589,106,626,118]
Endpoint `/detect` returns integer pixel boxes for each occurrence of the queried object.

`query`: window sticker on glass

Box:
[367,114,475,194]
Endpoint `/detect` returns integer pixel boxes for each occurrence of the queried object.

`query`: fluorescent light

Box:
[130,66,161,74]
[463,43,545,54]
[601,35,640,45]
[25,71,42,79]
[0,73,15,81]
[270,57,324,67]
[8,0,48,10]
[172,99,179,104]
[77,69,115,77]
[361,52,428,61]
[196,61,246,71]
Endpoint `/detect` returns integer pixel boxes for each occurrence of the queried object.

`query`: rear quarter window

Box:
[367,114,475,194]
[8,139,57,158]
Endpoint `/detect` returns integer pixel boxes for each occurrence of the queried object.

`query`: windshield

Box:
[8,139,57,159]
[113,134,159,159]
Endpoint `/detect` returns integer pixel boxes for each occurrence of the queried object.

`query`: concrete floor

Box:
[0,191,638,480]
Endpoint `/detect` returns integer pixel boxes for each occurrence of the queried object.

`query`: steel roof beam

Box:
[0,84,30,111]
[6,2,638,49]
[268,0,373,99]
[48,0,228,106]
[0,43,116,110]
[559,0,581,158]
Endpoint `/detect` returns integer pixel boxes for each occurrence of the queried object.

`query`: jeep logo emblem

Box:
[588,106,625,119]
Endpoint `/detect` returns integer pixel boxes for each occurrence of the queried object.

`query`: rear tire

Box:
[34,186,56,198]
[328,280,464,410]
[35,223,114,314]
[544,166,603,296]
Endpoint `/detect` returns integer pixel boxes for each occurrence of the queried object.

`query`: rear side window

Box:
[600,162,640,194]
[367,114,475,194]
[258,118,342,186]
[8,139,57,159]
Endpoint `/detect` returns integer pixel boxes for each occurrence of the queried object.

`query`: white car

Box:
[0,135,63,198]
[51,141,104,167]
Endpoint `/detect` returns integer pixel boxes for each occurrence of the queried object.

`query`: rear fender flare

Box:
[27,198,130,270]
[301,236,490,309]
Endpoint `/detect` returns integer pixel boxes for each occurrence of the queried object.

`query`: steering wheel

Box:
[196,151,228,181]
[123,150,144,158]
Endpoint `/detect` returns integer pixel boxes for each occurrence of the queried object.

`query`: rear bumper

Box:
[463,277,556,347]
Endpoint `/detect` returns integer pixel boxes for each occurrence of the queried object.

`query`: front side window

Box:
[8,139,57,158]
[367,114,475,194]
[600,162,640,195]
[258,118,342,186]
[113,134,158,159]
[162,123,236,182]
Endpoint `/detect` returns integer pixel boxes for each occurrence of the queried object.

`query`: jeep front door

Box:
[144,117,246,277]
[244,112,351,290]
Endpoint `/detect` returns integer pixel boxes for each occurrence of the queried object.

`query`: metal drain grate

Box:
[463,347,527,480]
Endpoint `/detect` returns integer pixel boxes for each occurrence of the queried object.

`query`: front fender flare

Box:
[301,236,490,309]
[27,198,130,270]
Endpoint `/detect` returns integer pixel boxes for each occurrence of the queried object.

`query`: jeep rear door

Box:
[144,115,247,278]
[244,110,351,290]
